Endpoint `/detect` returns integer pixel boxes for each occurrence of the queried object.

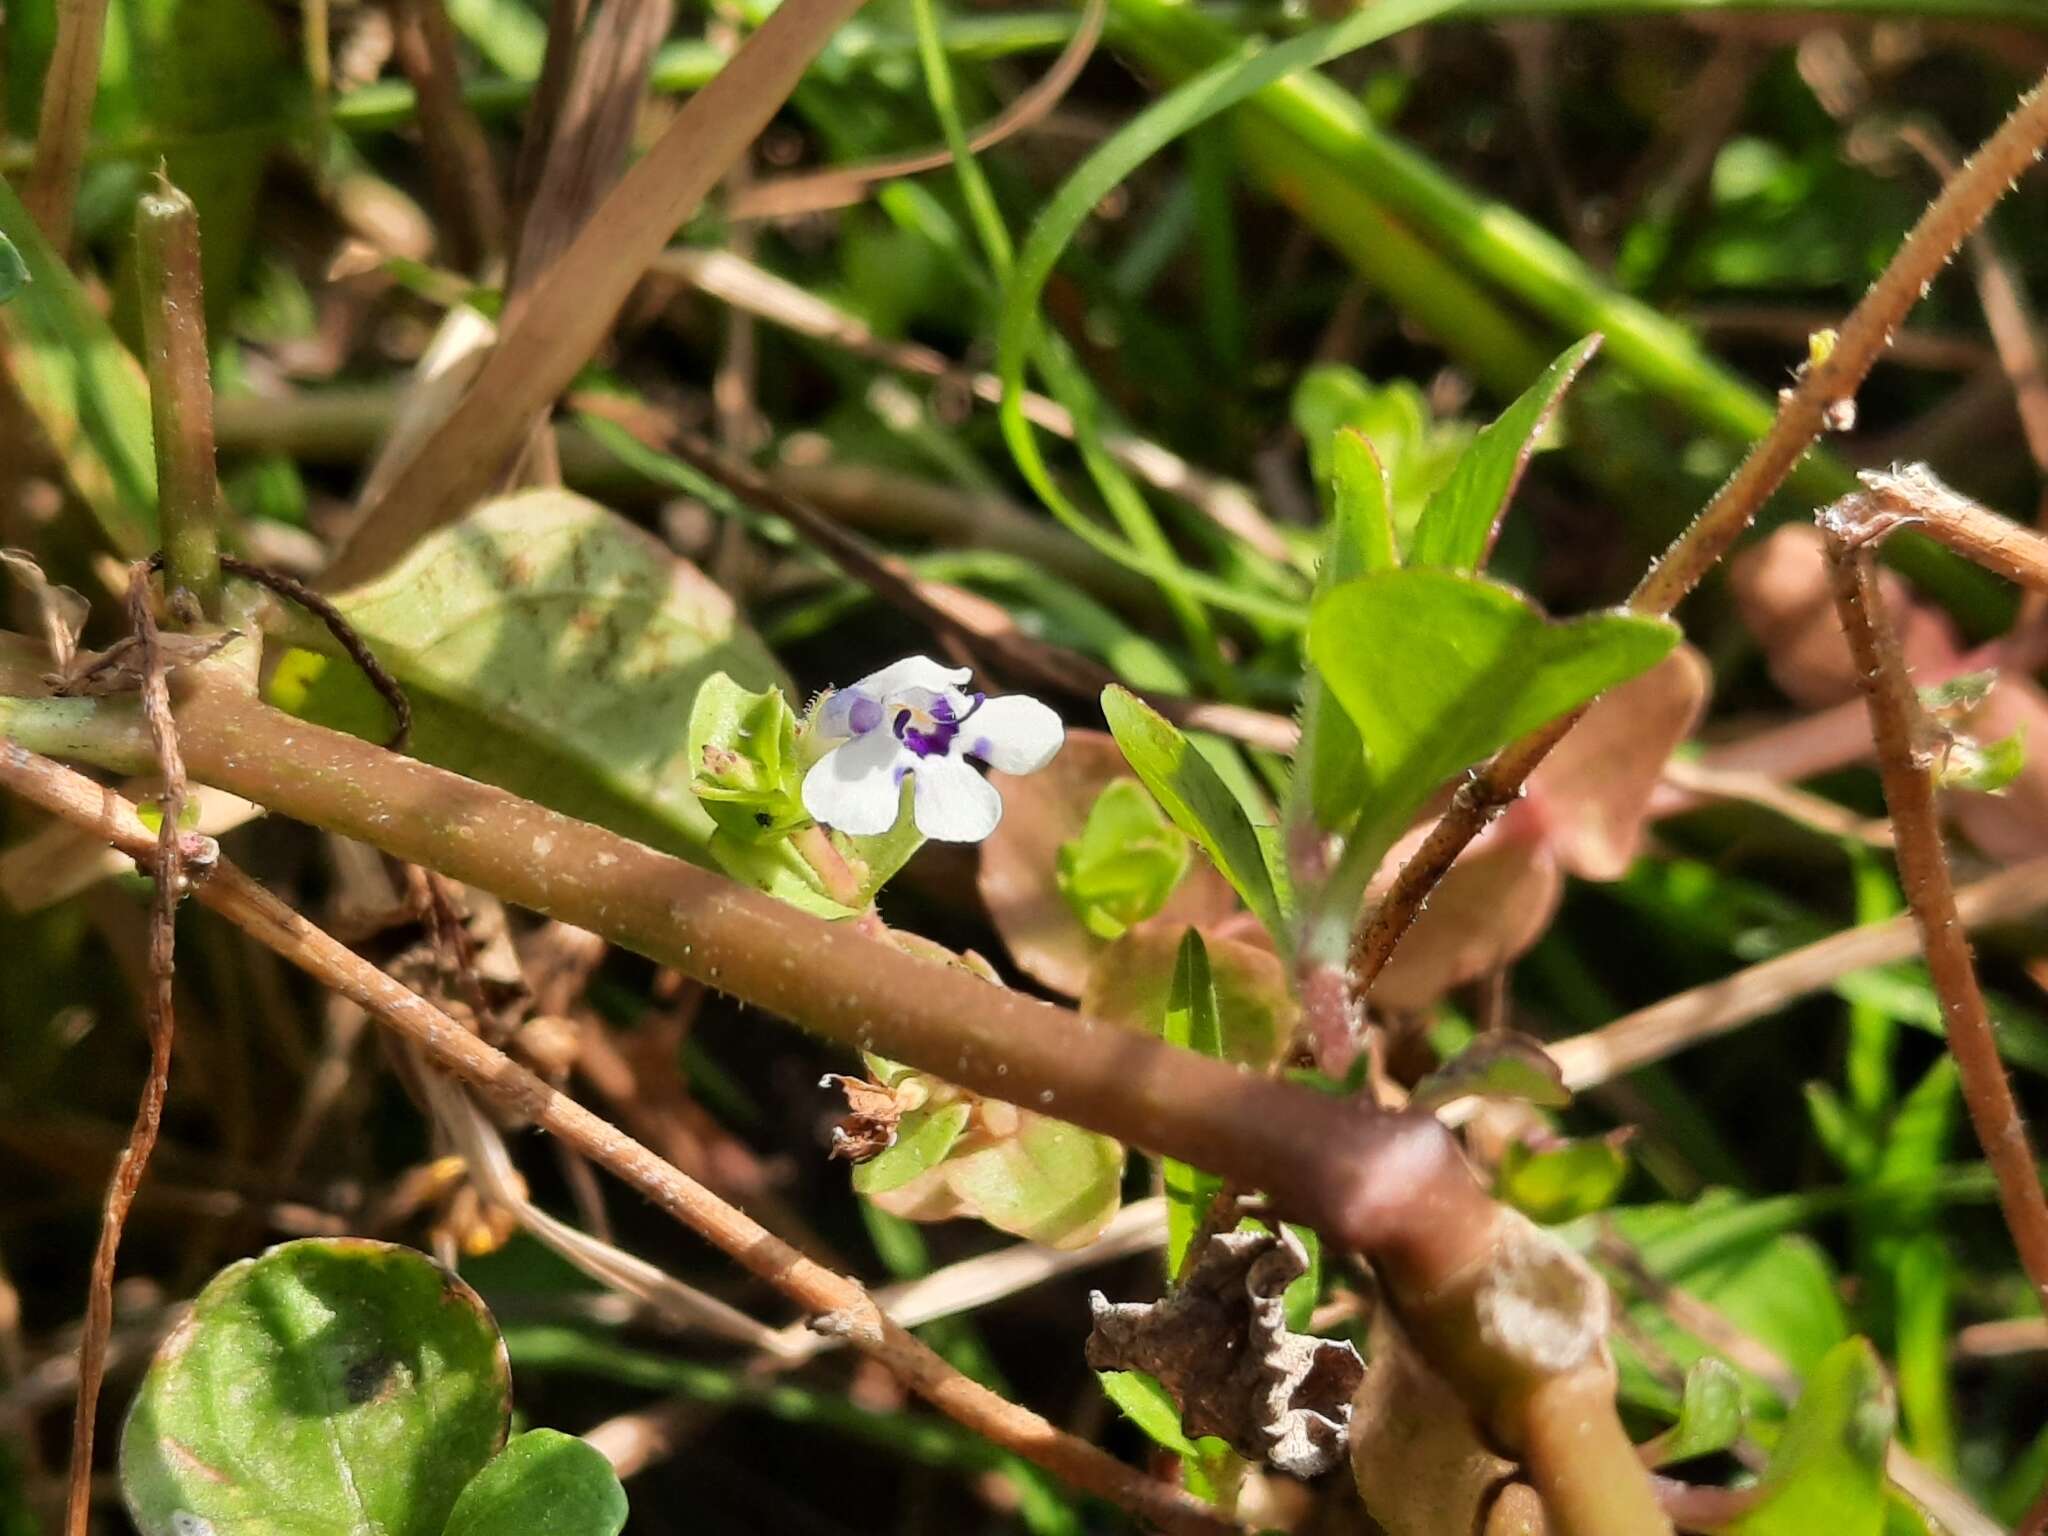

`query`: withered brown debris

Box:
[823,1073,902,1162]
[1085,1225,1363,1478]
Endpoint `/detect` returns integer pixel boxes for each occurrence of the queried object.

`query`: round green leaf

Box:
[121,1238,512,1536]
[444,1430,627,1536]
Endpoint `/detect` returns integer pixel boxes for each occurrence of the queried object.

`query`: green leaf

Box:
[1100,686,1284,936]
[0,174,158,555]
[941,1115,1125,1249]
[1055,779,1191,941]
[1097,1370,1199,1458]
[1727,1340,1894,1536]
[0,234,26,305]
[1295,369,1472,554]
[853,1101,973,1196]
[444,1430,627,1536]
[1308,569,1679,850]
[1407,335,1600,572]
[269,490,842,915]
[1326,428,1399,582]
[1162,930,1225,1274]
[1933,726,2026,793]
[1642,1358,1745,1468]
[1410,1032,1569,1114]
[686,671,807,841]
[121,1239,511,1536]
[1496,1133,1630,1224]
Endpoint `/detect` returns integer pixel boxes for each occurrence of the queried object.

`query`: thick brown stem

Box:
[1821,514,2048,1311]
[1351,67,2048,1006]
[0,741,1238,1536]
[135,178,222,622]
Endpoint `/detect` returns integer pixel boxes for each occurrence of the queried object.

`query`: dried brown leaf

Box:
[1085,1225,1362,1477]
[0,547,88,673]
[823,1073,903,1163]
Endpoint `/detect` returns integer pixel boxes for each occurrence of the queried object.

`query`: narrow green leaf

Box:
[1097,1370,1199,1458]
[1408,335,1600,572]
[121,1239,511,1536]
[1163,930,1225,1274]
[1727,1339,1893,1536]
[0,233,26,304]
[1100,686,1283,936]
[1308,569,1678,849]
[1325,429,1398,582]
[443,1430,628,1536]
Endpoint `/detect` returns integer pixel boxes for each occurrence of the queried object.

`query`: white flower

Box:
[802,656,1064,843]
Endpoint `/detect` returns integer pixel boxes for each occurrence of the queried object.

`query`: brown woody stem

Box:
[1847,464,2048,596]
[135,178,223,623]
[1820,509,2048,1311]
[1350,66,2048,1007]
[0,738,1238,1536]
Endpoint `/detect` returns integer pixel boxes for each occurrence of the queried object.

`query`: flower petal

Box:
[816,687,883,742]
[803,728,911,836]
[963,695,1064,775]
[912,756,1004,843]
[854,655,973,702]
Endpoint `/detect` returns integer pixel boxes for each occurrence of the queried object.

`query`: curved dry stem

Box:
[1350,66,2048,1005]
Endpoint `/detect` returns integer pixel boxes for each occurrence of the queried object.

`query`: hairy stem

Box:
[1821,512,2048,1311]
[1351,66,2048,1006]
[1851,464,2048,596]
[0,739,1239,1536]
[135,178,222,623]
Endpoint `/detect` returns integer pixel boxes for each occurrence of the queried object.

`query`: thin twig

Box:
[0,742,1241,1536]
[1821,506,2048,1312]
[1351,67,2048,1008]
[62,568,195,1536]
[217,556,413,749]
[25,0,110,251]
[727,0,1106,221]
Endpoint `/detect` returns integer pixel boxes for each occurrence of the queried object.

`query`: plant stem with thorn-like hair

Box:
[1820,509,2048,1312]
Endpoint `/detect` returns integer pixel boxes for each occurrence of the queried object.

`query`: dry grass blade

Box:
[1352,66,2048,1009]
[25,0,109,251]
[388,0,507,270]
[325,0,874,586]
[1523,855,2048,1106]
[0,741,1244,1536]
[1822,508,2048,1312]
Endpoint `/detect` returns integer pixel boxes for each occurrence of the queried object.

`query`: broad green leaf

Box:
[1727,1340,1893,1536]
[443,1430,627,1536]
[269,490,843,915]
[121,1239,511,1536]
[0,175,157,555]
[1055,779,1191,941]
[1309,570,1679,849]
[1407,336,1599,572]
[1100,686,1283,936]
[941,1114,1125,1250]
[853,1101,973,1196]
[0,234,25,305]
[1496,1133,1630,1224]
[686,671,807,841]
[1642,1359,1745,1468]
